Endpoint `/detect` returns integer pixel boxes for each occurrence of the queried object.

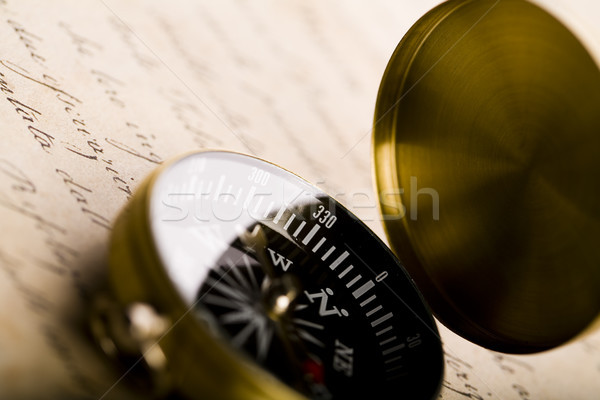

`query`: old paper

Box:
[0,0,598,399]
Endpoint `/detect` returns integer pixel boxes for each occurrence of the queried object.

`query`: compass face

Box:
[149,151,443,399]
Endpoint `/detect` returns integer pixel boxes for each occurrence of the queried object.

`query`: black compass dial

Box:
[149,151,443,399]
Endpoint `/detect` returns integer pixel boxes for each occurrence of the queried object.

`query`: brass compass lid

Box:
[373,0,600,353]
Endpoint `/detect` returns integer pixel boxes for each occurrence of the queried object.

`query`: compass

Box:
[100,150,443,399]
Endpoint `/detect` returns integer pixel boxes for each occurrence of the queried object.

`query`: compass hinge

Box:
[90,294,174,398]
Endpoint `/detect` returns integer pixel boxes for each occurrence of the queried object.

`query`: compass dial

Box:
[141,151,443,399]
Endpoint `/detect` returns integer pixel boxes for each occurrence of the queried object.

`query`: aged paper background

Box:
[0,0,599,399]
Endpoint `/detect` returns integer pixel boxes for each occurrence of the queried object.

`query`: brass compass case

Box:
[105,151,443,399]
[373,0,600,353]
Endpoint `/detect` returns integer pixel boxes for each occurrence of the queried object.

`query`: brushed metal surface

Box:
[373,0,600,353]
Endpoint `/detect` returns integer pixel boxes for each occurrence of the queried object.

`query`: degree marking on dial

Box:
[184,180,193,194]
[302,224,320,245]
[283,214,296,231]
[385,365,404,374]
[384,355,403,364]
[243,185,257,209]
[352,280,375,299]
[312,237,326,252]
[273,205,286,224]
[223,184,233,203]
[194,180,203,197]
[293,221,306,237]
[371,312,393,327]
[376,326,393,336]
[329,251,349,270]
[188,174,198,192]
[382,343,405,356]
[337,265,354,279]
[293,318,325,330]
[379,336,397,346]
[213,175,225,200]
[204,180,213,196]
[366,305,383,317]
[263,201,275,218]
[345,275,361,288]
[194,180,206,200]
[252,195,264,214]
[321,246,336,261]
[359,295,376,307]
[233,187,243,205]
